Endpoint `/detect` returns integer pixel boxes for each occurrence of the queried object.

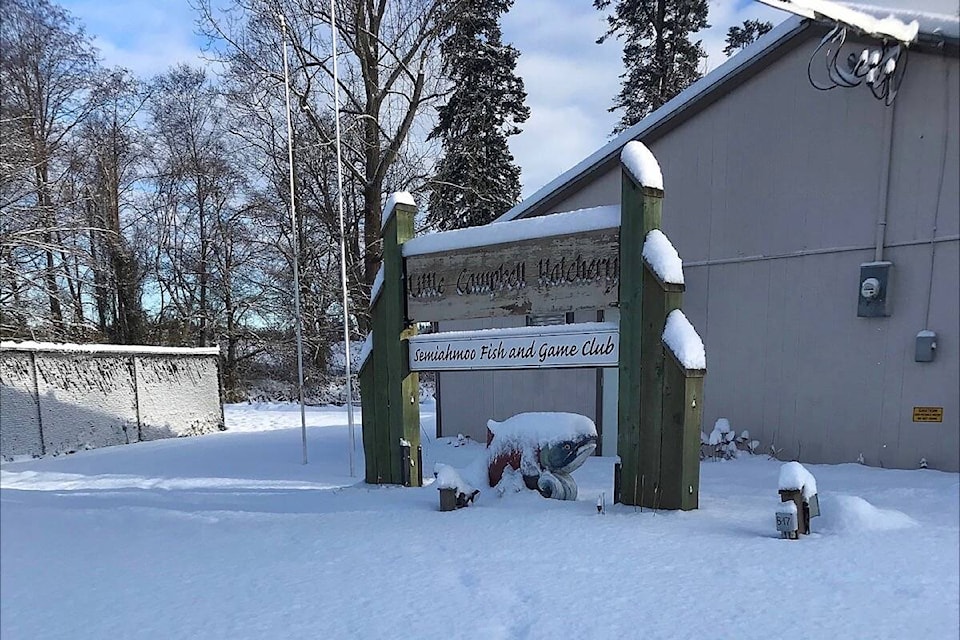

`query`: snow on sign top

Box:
[369,266,385,309]
[620,141,663,191]
[0,340,220,356]
[402,205,619,257]
[662,310,706,370]
[356,333,374,371]
[779,461,818,500]
[380,191,416,232]
[642,229,684,285]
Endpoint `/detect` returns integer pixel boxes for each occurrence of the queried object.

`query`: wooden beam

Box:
[660,346,705,510]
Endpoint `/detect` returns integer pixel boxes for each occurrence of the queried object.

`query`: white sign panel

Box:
[408,322,619,371]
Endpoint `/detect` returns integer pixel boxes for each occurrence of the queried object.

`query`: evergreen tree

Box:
[723,19,773,56]
[595,0,709,133]
[427,0,530,231]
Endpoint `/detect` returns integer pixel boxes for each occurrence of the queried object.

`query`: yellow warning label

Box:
[912,407,944,423]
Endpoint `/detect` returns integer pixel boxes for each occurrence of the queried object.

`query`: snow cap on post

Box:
[381,191,416,232]
[778,461,817,500]
[620,141,663,191]
[662,310,706,371]
[357,332,374,372]
[643,229,684,285]
[369,265,385,309]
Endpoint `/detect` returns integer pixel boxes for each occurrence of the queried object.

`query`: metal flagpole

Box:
[329,0,357,476]
[278,13,309,465]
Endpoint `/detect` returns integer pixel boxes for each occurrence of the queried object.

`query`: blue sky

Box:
[61,0,783,198]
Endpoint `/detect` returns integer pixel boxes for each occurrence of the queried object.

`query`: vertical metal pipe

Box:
[874,96,897,262]
[279,14,309,465]
[329,0,357,476]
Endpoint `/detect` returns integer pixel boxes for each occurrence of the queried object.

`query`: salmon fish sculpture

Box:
[486,413,598,501]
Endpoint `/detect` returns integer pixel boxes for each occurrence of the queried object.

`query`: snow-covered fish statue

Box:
[486,413,598,501]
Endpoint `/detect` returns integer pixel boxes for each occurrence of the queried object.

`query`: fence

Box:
[0,342,223,460]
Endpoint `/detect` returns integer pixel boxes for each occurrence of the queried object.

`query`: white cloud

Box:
[63,0,205,77]
[511,103,611,197]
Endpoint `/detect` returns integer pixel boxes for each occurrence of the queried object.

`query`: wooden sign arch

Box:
[358,143,705,510]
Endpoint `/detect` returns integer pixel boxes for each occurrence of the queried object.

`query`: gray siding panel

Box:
[437,315,598,442]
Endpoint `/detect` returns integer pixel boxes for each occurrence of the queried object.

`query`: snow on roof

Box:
[761,0,920,42]
[402,205,619,257]
[0,341,220,356]
[642,229,684,285]
[380,191,416,232]
[621,141,663,190]
[842,2,960,39]
[662,310,706,370]
[779,461,818,499]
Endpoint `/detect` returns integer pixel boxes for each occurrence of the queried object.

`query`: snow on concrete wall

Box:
[0,345,223,460]
[34,354,139,455]
[0,351,43,458]
[135,355,223,440]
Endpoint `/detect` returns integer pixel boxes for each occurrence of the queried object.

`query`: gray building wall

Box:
[439,34,959,470]
[437,311,601,444]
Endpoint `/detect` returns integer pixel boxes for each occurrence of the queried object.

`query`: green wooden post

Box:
[660,347,705,510]
[358,351,379,484]
[617,158,663,507]
[637,265,682,508]
[360,198,421,486]
[617,140,704,511]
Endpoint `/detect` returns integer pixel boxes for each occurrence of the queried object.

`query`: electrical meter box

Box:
[916,330,937,362]
[858,261,892,317]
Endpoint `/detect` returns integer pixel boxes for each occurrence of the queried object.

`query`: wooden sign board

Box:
[405,228,619,323]
[912,406,943,422]
[408,323,619,371]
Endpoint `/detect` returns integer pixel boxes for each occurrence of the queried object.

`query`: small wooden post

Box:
[439,488,457,512]
[660,346,705,510]
[779,489,809,535]
[360,197,422,486]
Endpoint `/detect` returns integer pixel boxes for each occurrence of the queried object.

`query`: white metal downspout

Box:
[874,95,898,262]
[923,58,950,329]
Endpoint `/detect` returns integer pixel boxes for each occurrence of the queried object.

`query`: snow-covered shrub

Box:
[702,418,757,460]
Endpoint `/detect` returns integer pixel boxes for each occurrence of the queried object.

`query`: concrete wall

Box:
[439,35,959,470]
[0,346,224,460]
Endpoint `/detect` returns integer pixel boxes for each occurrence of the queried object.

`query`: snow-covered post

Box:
[778,461,820,537]
[359,193,422,486]
[617,142,705,510]
[617,141,665,508]
[660,311,706,510]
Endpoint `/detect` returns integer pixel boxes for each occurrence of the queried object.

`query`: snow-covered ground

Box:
[2,403,958,639]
